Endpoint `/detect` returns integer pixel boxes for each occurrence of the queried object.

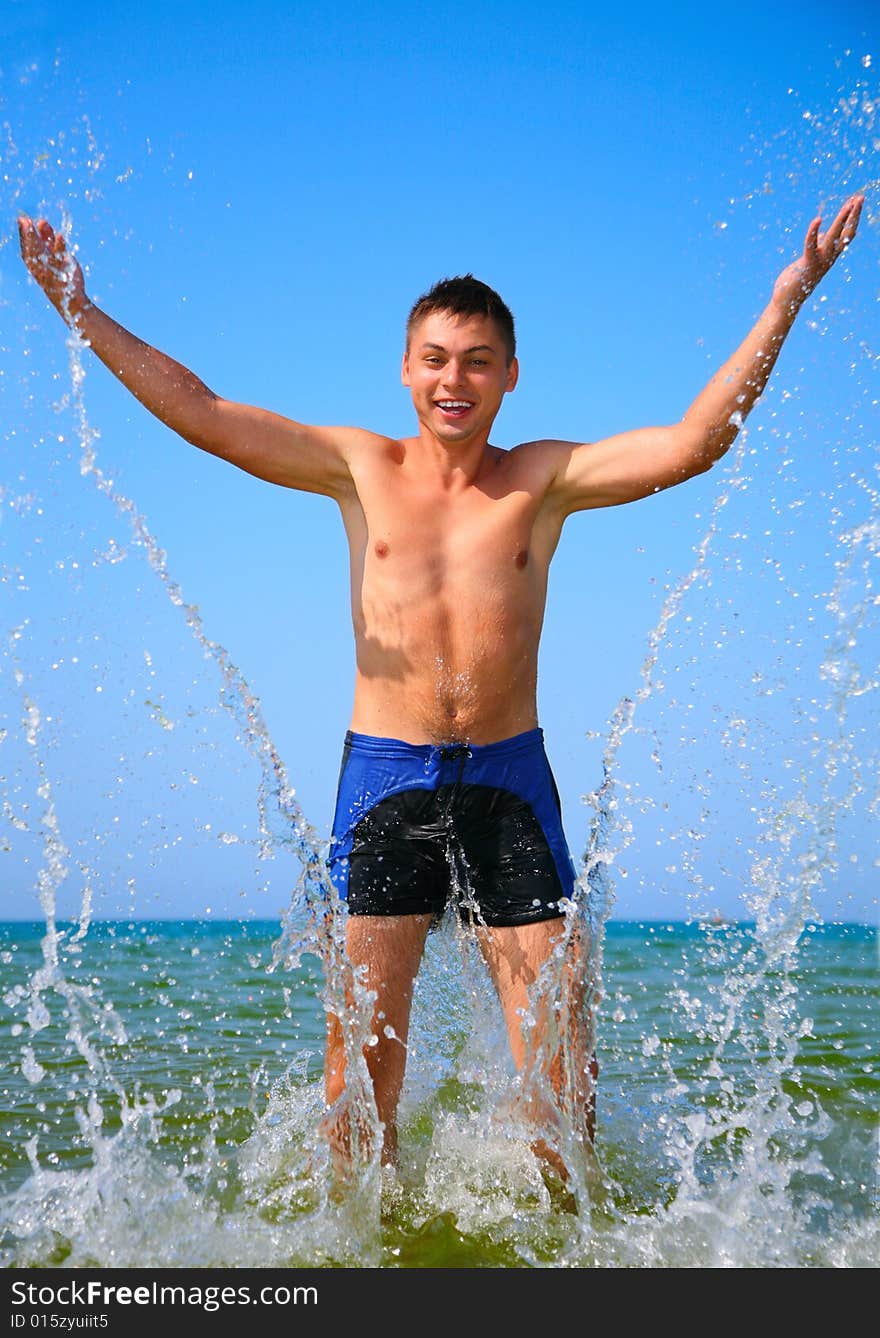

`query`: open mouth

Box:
[434,399,475,419]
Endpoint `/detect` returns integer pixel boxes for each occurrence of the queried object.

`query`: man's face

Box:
[401,310,518,446]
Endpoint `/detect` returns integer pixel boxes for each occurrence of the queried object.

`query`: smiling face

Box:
[402,310,519,448]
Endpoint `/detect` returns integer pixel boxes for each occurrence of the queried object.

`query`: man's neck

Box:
[406,425,498,490]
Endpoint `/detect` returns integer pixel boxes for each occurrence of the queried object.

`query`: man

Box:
[17,196,864,1175]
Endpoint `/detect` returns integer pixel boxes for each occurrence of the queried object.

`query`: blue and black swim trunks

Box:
[328,727,577,928]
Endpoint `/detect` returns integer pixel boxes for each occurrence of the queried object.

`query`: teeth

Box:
[438,401,472,409]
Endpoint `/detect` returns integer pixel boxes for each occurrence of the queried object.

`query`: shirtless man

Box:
[17,195,864,1171]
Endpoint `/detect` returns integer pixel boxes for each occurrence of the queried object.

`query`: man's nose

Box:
[441,360,466,388]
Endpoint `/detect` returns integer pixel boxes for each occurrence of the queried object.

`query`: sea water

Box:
[1,52,878,1268]
[0,918,875,1267]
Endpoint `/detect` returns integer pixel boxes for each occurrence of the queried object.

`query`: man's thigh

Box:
[477,918,569,1007]
[345,913,434,1033]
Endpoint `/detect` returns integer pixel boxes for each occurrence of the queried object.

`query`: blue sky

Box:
[1,0,878,925]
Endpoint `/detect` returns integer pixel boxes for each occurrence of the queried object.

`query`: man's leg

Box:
[325,912,433,1167]
[477,917,597,1167]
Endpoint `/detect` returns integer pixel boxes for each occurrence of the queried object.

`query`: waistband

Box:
[343,727,545,762]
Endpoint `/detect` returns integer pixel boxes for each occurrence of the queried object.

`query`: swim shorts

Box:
[328,728,577,927]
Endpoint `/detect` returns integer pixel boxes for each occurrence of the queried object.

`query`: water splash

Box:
[4,632,127,1088]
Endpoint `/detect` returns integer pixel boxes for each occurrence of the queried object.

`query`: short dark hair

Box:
[406,274,516,363]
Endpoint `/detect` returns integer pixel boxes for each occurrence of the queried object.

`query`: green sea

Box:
[1,916,876,1268]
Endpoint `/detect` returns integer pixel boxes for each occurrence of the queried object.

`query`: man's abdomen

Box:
[351,585,543,744]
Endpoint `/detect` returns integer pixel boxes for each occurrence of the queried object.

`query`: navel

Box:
[375,540,390,559]
[515,548,529,569]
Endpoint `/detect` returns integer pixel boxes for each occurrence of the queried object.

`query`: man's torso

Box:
[335,433,566,744]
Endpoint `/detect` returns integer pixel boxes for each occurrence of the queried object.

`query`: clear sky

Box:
[1,0,878,925]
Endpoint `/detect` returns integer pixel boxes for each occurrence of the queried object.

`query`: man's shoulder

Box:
[324,424,405,462]
[496,439,605,519]
[328,425,397,448]
[501,437,582,486]
[509,436,586,455]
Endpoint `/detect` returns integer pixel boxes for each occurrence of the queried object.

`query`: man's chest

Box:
[346,468,553,587]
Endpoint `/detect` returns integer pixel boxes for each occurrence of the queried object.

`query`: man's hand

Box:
[772,193,864,317]
[18,215,87,322]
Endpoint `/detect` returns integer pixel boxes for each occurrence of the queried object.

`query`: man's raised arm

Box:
[17,216,354,499]
[544,194,864,515]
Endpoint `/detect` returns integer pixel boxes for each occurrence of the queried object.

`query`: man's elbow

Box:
[671,420,738,479]
[179,391,226,454]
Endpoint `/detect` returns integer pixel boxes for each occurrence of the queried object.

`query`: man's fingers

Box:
[16,215,74,285]
[804,216,821,260]
[824,198,852,242]
[19,217,49,256]
[17,214,33,258]
[822,194,864,254]
[17,214,38,245]
[839,194,864,247]
[17,216,45,269]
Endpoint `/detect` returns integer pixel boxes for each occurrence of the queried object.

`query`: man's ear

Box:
[505,356,519,393]
[401,349,411,386]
